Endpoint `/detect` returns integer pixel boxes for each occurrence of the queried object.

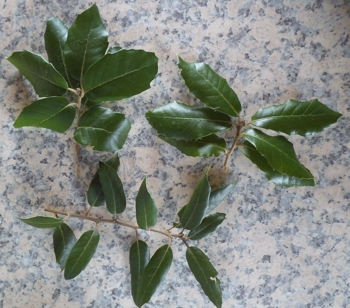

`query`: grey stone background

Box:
[1,0,349,307]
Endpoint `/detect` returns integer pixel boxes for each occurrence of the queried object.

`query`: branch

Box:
[224,119,245,168]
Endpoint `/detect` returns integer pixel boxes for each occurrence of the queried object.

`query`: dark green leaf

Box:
[159,134,226,157]
[186,247,222,308]
[53,223,77,270]
[251,99,342,136]
[87,154,120,207]
[180,168,211,230]
[136,179,158,229]
[44,18,76,87]
[82,97,104,109]
[136,245,173,307]
[207,182,237,214]
[146,101,232,140]
[244,128,315,181]
[108,46,123,54]
[7,50,68,96]
[64,4,108,80]
[98,162,126,214]
[178,56,241,117]
[129,240,150,305]
[64,230,100,280]
[14,97,76,133]
[241,140,315,186]
[20,216,63,228]
[188,213,226,240]
[74,107,131,152]
[82,49,158,102]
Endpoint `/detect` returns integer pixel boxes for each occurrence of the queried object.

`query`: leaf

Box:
[64,4,108,80]
[108,46,123,54]
[241,140,315,186]
[14,97,76,133]
[7,50,68,96]
[251,99,342,136]
[82,49,158,102]
[146,101,232,140]
[87,154,121,207]
[159,134,226,157]
[180,167,211,230]
[188,213,226,240]
[74,107,131,152]
[136,245,173,307]
[20,216,63,228]
[206,182,237,214]
[136,179,158,229]
[178,57,241,117]
[186,247,222,308]
[129,240,150,305]
[244,128,315,181]
[53,223,77,270]
[44,17,76,87]
[82,97,104,109]
[64,230,100,280]
[98,162,126,214]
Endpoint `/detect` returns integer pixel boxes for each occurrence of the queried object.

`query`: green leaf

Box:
[14,97,76,133]
[244,128,315,181]
[207,182,237,214]
[178,56,241,117]
[186,247,222,308]
[136,179,158,229]
[82,97,104,109]
[53,223,77,270]
[82,49,158,102]
[241,140,315,186]
[146,101,232,140]
[188,213,226,240]
[74,107,131,152]
[129,240,150,305]
[20,216,63,228]
[180,168,211,230]
[159,134,226,157]
[44,17,76,87]
[87,154,121,207]
[251,99,342,136]
[108,46,123,54]
[7,50,68,96]
[64,230,100,280]
[136,245,173,307]
[64,4,108,80]
[98,162,126,214]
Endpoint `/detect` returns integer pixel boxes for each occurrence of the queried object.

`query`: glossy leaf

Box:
[44,17,76,87]
[244,129,314,181]
[82,97,104,109]
[188,213,226,240]
[7,50,68,96]
[136,245,173,307]
[14,97,76,133]
[129,240,150,304]
[82,49,158,102]
[74,107,131,152]
[136,179,158,229]
[180,168,211,230]
[64,230,100,280]
[20,216,63,228]
[178,57,241,117]
[241,140,315,186]
[159,134,226,157]
[98,162,126,214]
[87,154,121,207]
[251,99,342,136]
[186,247,222,308]
[206,183,237,214]
[53,223,77,270]
[146,101,232,140]
[64,4,108,80]
[108,46,123,54]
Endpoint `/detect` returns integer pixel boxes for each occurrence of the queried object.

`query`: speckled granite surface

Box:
[1,1,350,307]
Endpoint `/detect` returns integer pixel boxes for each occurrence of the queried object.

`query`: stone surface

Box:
[0,0,349,307]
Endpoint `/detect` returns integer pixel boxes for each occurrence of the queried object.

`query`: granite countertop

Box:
[1,1,350,307]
